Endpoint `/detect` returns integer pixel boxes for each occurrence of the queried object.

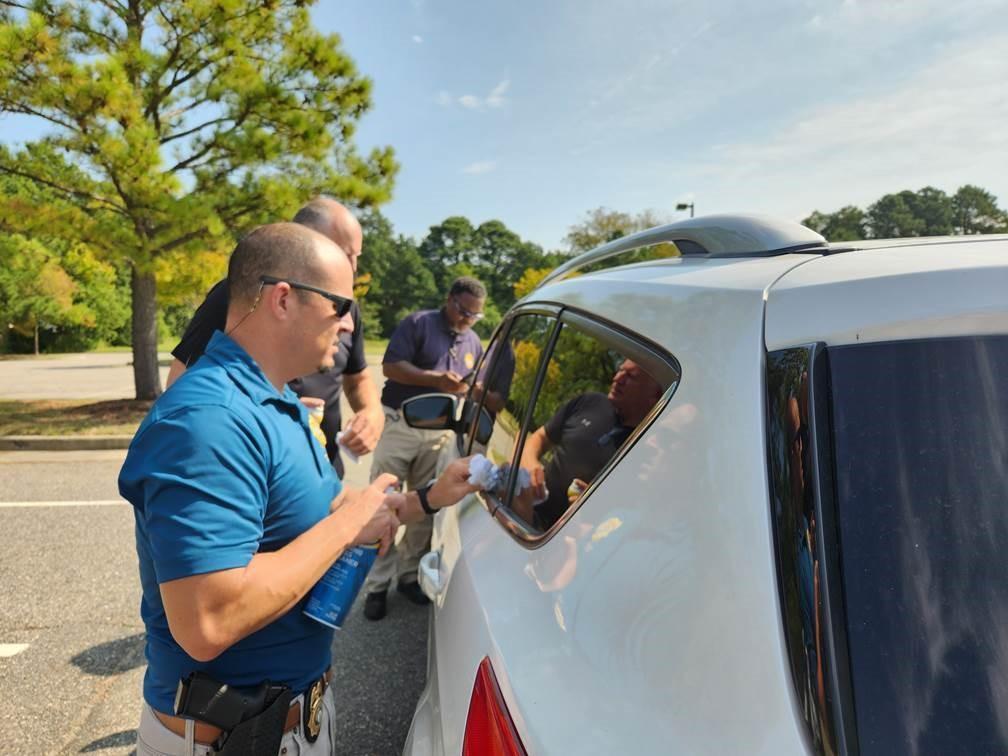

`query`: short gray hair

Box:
[448,276,487,300]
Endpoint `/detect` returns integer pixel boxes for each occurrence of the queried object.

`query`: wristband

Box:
[416,484,437,516]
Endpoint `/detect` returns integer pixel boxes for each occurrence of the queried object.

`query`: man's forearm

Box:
[160,511,359,661]
[343,370,381,415]
[519,426,551,469]
[165,358,187,389]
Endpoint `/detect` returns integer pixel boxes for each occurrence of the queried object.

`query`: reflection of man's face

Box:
[608,360,661,425]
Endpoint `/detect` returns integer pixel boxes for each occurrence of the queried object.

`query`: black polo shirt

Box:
[538,392,633,530]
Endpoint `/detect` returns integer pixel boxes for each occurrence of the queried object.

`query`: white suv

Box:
[399,215,1008,756]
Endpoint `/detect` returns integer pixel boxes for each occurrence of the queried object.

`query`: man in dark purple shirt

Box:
[362,276,486,620]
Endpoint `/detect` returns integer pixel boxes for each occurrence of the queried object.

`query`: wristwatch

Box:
[416,483,437,516]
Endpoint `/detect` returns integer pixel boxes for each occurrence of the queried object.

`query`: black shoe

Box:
[363,590,387,621]
[397,579,430,606]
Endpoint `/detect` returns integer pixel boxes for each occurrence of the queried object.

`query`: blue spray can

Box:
[303,542,380,629]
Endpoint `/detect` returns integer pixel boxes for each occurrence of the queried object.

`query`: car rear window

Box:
[829,335,1008,755]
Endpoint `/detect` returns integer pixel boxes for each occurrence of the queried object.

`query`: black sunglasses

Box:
[259,275,353,318]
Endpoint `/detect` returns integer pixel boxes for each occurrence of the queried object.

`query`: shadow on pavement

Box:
[80,729,136,752]
[71,633,146,676]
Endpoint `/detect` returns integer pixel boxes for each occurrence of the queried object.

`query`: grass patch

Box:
[0,399,151,436]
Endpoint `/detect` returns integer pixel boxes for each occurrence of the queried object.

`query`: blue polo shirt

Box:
[380,308,483,409]
[119,332,339,713]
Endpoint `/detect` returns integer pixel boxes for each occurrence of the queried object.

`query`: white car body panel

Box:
[765,240,1008,350]
[405,231,1008,756]
[411,254,818,755]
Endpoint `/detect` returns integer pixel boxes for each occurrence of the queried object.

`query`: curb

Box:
[0,435,133,451]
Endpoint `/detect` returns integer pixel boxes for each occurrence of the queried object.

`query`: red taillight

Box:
[462,656,527,756]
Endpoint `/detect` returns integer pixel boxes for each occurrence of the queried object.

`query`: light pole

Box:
[676,202,694,218]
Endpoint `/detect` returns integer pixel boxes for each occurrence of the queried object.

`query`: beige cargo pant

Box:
[363,406,455,593]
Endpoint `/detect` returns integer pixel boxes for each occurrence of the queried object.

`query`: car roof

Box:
[766,235,1008,350]
[528,221,1008,355]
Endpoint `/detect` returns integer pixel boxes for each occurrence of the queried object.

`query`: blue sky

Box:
[321,0,1008,249]
[3,0,1007,250]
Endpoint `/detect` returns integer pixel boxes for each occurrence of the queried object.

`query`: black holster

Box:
[214,688,293,755]
[174,671,293,755]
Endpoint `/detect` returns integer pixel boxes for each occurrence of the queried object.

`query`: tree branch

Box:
[0,164,128,216]
[159,115,234,145]
[168,105,253,172]
[0,104,82,134]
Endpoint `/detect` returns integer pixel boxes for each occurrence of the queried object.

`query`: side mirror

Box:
[401,394,459,431]
[402,393,496,446]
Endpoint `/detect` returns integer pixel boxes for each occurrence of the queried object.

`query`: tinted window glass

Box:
[830,335,1008,756]
[471,314,556,502]
[510,323,669,532]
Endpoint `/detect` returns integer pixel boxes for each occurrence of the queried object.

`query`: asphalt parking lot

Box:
[0,352,427,756]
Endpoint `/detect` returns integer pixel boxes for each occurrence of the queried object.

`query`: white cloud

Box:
[440,79,511,110]
[485,79,510,108]
[700,31,1008,217]
[412,34,423,44]
[462,160,497,175]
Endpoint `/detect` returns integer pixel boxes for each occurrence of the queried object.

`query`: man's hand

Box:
[385,457,481,524]
[435,371,468,395]
[299,396,325,411]
[330,473,400,555]
[525,461,547,503]
[339,407,384,456]
[428,456,482,509]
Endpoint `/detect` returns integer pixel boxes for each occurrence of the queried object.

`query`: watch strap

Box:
[417,484,436,516]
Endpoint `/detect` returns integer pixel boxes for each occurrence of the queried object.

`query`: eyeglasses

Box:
[451,297,484,321]
[260,275,353,318]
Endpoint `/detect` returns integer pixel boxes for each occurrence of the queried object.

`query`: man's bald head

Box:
[227,223,332,309]
[293,197,363,271]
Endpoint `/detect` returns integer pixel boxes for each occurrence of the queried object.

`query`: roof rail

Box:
[537,214,827,288]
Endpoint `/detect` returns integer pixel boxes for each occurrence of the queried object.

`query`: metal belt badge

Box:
[304,677,324,742]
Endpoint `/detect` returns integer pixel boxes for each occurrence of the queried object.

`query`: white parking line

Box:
[0,644,30,658]
[0,500,125,508]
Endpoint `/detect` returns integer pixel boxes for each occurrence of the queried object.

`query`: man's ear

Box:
[263,281,295,320]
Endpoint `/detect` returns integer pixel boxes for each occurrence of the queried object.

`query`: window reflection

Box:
[470,314,554,502]
[766,348,836,753]
[511,325,667,531]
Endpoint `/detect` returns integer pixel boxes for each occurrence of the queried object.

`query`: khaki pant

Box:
[136,685,337,756]
[363,406,454,593]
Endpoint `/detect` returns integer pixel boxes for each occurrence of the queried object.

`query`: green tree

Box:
[903,186,954,236]
[52,241,131,349]
[802,206,866,241]
[952,185,1007,234]
[0,234,91,353]
[418,216,477,294]
[563,207,667,254]
[513,267,554,300]
[470,220,556,313]
[0,1,397,397]
[866,192,925,238]
[379,238,438,337]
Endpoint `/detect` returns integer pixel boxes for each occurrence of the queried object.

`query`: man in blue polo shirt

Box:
[120,223,478,755]
[361,276,486,620]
